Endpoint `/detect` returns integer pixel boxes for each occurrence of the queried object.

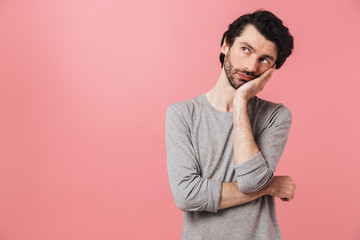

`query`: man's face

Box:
[222,24,278,89]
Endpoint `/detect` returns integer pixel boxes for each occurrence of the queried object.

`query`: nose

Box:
[244,56,258,73]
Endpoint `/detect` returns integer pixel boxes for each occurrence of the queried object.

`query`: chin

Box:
[230,83,241,90]
[231,81,245,90]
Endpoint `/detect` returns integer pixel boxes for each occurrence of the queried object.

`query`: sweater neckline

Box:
[200,93,234,115]
[200,93,257,116]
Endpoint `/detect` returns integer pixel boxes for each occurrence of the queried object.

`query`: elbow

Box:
[234,153,274,193]
[237,179,258,194]
[236,168,274,193]
[173,194,208,212]
[169,176,221,212]
[173,194,190,211]
[175,200,192,212]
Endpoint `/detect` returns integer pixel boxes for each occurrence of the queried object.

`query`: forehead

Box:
[233,24,278,57]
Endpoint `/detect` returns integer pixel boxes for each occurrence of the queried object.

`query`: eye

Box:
[260,58,269,64]
[241,47,249,53]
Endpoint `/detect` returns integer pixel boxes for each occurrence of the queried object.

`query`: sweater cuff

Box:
[233,152,265,175]
[233,152,271,193]
[208,178,222,212]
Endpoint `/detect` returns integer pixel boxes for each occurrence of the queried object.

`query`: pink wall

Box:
[1,0,360,239]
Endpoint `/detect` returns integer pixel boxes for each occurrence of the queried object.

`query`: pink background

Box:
[1,0,360,239]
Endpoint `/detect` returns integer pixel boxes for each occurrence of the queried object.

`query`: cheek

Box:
[233,50,246,59]
[230,51,246,67]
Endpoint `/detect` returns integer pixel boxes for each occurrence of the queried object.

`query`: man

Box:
[165,10,296,240]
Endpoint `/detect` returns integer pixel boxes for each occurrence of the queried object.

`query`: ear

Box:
[220,37,230,55]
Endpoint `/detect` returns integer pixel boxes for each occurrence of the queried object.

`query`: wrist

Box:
[263,184,273,196]
[233,95,248,110]
[233,94,248,104]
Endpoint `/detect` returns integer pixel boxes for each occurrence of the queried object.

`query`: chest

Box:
[190,116,236,181]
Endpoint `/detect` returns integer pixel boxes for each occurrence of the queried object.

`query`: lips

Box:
[236,73,254,81]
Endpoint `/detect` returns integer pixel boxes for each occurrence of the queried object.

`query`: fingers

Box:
[259,66,275,83]
[254,66,275,91]
[282,176,296,201]
[233,65,276,101]
[269,175,296,202]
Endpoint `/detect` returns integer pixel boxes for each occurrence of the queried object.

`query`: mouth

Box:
[236,73,254,81]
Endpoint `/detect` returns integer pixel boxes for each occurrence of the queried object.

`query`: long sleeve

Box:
[165,94,285,239]
[234,104,292,193]
[165,105,222,212]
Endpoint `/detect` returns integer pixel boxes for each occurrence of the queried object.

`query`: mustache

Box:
[234,69,259,78]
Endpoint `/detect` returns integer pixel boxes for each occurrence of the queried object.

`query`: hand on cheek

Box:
[234,65,276,102]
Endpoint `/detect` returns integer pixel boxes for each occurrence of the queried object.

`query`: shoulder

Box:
[252,97,292,127]
[166,95,205,134]
[166,94,204,120]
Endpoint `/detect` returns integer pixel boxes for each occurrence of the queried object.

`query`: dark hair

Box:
[219,10,294,69]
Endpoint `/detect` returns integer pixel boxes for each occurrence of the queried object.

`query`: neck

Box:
[206,68,236,112]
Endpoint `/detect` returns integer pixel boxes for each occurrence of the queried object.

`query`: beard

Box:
[223,52,258,90]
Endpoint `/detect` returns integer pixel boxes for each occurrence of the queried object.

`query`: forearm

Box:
[233,96,274,193]
[218,182,267,210]
[233,97,259,166]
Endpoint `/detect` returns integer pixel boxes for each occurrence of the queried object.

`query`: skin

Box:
[205,24,296,209]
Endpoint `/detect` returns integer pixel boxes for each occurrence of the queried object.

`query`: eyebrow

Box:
[240,41,276,62]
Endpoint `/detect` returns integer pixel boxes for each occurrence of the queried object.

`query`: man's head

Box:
[219,10,294,89]
[220,10,293,69]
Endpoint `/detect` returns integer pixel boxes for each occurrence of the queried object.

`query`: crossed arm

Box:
[166,67,296,212]
[218,176,295,210]
[219,67,295,210]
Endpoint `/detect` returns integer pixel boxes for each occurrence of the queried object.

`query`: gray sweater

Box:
[165,93,292,240]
